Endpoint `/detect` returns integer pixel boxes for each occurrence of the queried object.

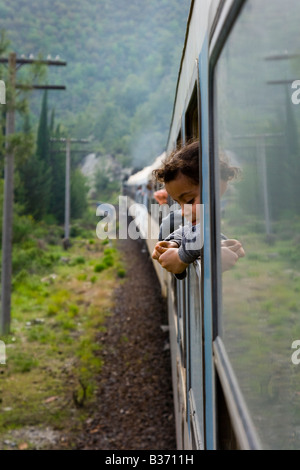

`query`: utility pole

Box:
[1,53,16,336]
[0,53,66,335]
[50,137,90,249]
[65,138,71,243]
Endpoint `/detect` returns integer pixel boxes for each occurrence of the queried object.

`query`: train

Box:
[124,0,300,450]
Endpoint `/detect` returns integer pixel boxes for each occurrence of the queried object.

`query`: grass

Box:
[0,227,125,449]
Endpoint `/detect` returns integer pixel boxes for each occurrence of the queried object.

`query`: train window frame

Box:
[185,84,199,142]
[187,259,205,448]
[177,280,186,367]
[182,73,205,448]
[171,66,204,448]
[176,130,182,149]
[208,0,261,450]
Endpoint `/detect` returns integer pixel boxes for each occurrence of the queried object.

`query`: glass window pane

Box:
[189,265,204,434]
[214,0,300,449]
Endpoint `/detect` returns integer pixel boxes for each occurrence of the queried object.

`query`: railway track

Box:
[74,237,176,450]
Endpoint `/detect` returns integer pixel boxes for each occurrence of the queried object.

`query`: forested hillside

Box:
[0,0,191,167]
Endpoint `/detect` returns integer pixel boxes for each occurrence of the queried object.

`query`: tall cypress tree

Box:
[36,90,50,164]
[16,113,51,220]
[33,90,51,217]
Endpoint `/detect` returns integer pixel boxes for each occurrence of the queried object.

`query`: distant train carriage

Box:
[124,0,300,450]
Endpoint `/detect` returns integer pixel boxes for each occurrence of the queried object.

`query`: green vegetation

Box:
[13,89,89,224]
[0,0,189,450]
[0,25,90,225]
[0,211,125,449]
[0,0,191,168]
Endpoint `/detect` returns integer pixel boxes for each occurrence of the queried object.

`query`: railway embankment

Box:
[74,236,176,450]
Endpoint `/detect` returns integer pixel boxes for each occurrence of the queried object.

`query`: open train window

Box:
[185,85,199,141]
[177,130,182,148]
[212,0,300,450]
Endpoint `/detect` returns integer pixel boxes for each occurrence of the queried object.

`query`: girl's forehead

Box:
[165,173,199,201]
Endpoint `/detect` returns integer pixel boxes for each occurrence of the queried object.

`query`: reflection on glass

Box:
[214,0,300,449]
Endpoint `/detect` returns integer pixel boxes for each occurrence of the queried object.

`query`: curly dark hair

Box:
[153,140,240,185]
[153,139,200,185]
[219,153,241,182]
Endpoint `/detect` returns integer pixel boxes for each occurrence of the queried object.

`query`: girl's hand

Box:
[152,240,179,261]
[221,246,239,272]
[222,238,245,258]
[157,248,188,274]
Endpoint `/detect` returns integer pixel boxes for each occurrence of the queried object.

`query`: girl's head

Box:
[153,140,200,225]
[153,141,241,224]
[153,139,200,185]
[219,155,241,196]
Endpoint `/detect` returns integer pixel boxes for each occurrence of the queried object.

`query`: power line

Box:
[0,57,67,67]
[16,84,66,90]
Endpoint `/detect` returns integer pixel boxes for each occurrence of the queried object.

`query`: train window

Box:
[185,85,199,141]
[213,0,300,449]
[177,130,182,148]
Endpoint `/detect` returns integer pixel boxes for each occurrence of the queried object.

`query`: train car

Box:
[125,0,300,450]
[125,152,170,294]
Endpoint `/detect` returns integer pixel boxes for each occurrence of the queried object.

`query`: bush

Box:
[103,248,116,255]
[73,256,86,265]
[70,223,84,237]
[94,263,106,272]
[13,214,36,243]
[12,246,42,273]
[12,269,29,288]
[47,304,59,316]
[117,268,126,278]
[102,255,114,267]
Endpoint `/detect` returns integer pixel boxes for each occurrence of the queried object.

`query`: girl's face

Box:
[165,172,200,225]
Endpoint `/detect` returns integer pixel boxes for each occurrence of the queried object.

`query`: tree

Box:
[15,114,51,220]
[36,89,50,165]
